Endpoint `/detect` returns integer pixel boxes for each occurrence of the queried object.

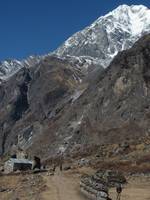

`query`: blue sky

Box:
[0,0,149,60]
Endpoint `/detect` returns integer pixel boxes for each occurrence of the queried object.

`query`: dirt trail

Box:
[1,169,149,200]
[42,169,150,200]
[42,170,86,200]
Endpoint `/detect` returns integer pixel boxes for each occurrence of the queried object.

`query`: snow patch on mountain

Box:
[0,56,42,81]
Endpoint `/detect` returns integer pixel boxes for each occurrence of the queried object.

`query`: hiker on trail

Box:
[53,151,64,173]
[116,184,122,200]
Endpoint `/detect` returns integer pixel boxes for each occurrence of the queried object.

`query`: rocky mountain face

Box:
[0,56,84,155]
[55,5,150,68]
[0,5,150,160]
[2,33,149,159]
[24,34,150,158]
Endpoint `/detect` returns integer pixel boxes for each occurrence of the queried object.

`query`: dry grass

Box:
[91,160,150,174]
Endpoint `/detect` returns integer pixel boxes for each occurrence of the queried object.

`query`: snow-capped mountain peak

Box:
[0,4,150,80]
[104,4,150,36]
[55,4,150,68]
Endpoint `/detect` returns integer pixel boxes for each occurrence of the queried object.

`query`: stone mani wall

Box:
[80,170,127,200]
[80,175,108,200]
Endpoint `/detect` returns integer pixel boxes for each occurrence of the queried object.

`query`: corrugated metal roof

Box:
[6,158,33,164]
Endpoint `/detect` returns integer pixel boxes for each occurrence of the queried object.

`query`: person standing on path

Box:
[53,150,64,173]
[116,184,122,200]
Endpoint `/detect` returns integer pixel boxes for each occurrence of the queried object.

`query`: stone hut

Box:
[4,158,33,173]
